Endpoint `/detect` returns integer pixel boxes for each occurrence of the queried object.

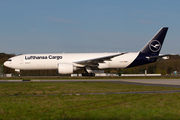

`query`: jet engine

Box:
[57,63,76,74]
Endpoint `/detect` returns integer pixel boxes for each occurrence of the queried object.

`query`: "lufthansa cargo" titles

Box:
[25,55,63,60]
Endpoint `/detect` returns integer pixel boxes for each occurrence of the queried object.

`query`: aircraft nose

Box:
[3,61,8,67]
[3,60,11,68]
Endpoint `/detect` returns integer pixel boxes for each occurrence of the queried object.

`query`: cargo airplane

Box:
[4,27,170,76]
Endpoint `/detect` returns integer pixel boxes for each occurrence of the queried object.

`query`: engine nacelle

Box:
[57,63,76,74]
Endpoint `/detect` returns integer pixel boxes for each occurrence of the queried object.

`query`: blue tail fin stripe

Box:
[127,27,168,68]
[140,27,168,55]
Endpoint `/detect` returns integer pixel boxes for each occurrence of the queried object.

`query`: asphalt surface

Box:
[1,79,180,87]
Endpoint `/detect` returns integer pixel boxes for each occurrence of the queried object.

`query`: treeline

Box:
[1,53,180,76]
[0,53,15,74]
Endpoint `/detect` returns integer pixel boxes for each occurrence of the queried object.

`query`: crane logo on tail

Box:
[149,40,161,52]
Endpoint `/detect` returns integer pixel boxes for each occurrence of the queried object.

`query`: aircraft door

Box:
[19,58,24,64]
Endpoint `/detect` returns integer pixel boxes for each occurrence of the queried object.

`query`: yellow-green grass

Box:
[1,93,180,119]
[0,82,180,96]
[0,82,180,119]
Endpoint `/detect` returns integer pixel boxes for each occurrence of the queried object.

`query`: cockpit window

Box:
[7,59,12,61]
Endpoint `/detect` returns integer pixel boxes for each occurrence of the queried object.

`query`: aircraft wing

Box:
[146,54,176,61]
[75,53,126,66]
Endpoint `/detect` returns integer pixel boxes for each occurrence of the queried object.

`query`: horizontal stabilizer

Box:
[146,54,177,61]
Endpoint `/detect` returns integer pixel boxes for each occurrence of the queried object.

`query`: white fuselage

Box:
[4,52,139,70]
[3,27,169,75]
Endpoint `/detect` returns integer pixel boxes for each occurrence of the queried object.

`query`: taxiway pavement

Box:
[1,79,180,88]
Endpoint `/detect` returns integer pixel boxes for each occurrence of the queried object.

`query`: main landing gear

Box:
[82,66,96,76]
